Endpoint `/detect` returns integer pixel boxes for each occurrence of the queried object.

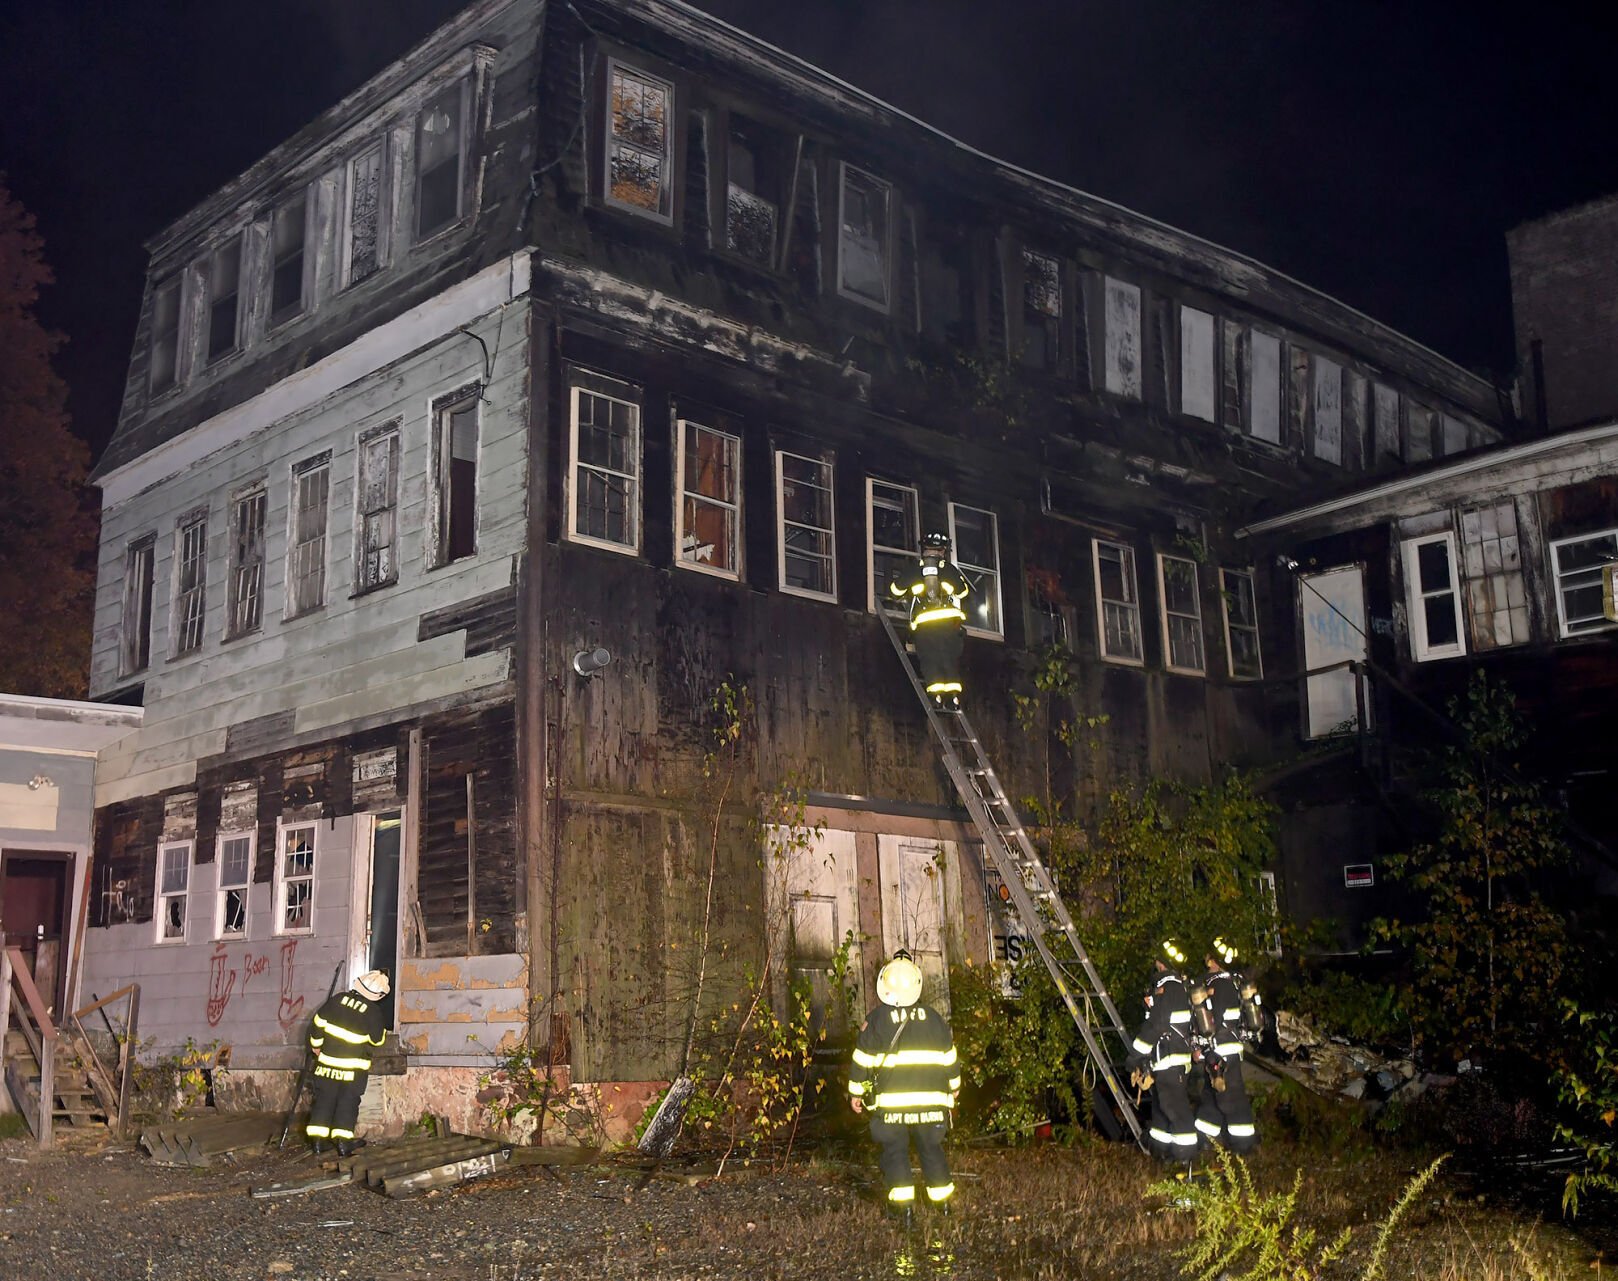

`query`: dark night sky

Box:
[2,1,1615,462]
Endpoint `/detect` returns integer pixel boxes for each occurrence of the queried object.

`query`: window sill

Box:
[963,627,1005,643]
[411,211,473,254]
[779,584,838,605]
[350,580,399,600]
[565,533,639,558]
[284,605,328,624]
[1164,665,1208,678]
[1097,653,1146,668]
[221,626,263,646]
[674,559,741,582]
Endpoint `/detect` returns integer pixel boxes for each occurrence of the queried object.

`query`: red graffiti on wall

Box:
[276,939,305,1031]
[241,951,269,987]
[206,945,237,1027]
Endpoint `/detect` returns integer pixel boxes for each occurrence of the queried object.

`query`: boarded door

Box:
[877,836,951,1011]
[765,827,862,1037]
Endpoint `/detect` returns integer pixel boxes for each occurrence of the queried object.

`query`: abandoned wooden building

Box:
[74,0,1511,1136]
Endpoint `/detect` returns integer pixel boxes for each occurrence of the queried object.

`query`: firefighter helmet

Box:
[1160,938,1187,968]
[355,969,391,1000]
[1212,936,1240,966]
[877,951,924,1007]
[921,532,951,553]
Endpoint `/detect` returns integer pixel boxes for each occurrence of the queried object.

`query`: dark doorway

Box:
[0,851,73,1016]
[366,814,402,1027]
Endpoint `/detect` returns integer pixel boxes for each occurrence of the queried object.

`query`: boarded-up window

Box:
[121,536,155,676]
[568,383,638,554]
[1093,539,1143,662]
[1221,320,1246,429]
[1460,502,1529,650]
[837,164,891,310]
[416,81,467,239]
[1406,403,1435,462]
[1249,331,1282,444]
[1103,277,1141,399]
[226,485,266,639]
[149,276,181,394]
[270,196,307,323]
[1312,357,1342,465]
[1343,371,1367,470]
[1180,306,1216,422]
[173,512,208,657]
[1440,414,1470,457]
[1157,553,1204,674]
[1373,383,1401,464]
[867,478,918,615]
[606,62,673,221]
[777,450,836,601]
[950,502,1002,637]
[676,418,741,579]
[357,426,401,591]
[1019,249,1062,370]
[287,455,330,617]
[347,142,384,285]
[207,235,242,363]
[1220,567,1262,679]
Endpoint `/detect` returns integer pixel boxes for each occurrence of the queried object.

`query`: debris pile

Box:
[1268,1011,1453,1109]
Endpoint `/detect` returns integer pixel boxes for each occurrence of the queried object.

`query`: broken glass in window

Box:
[573,388,640,549]
[725,126,778,264]
[288,458,330,617]
[359,429,400,590]
[416,83,465,239]
[608,66,672,217]
[227,487,266,639]
[838,166,890,307]
[348,143,383,284]
[175,514,208,656]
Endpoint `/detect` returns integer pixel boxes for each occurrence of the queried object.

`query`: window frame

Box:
[866,478,919,616]
[674,417,742,581]
[285,453,332,620]
[215,830,255,941]
[355,421,402,594]
[1402,531,1467,661]
[1549,527,1618,639]
[205,231,246,365]
[1219,567,1264,681]
[719,111,785,271]
[148,274,184,396]
[566,380,641,557]
[224,483,267,641]
[1092,538,1144,665]
[274,820,318,937]
[776,449,838,603]
[948,501,1004,640]
[1179,305,1218,423]
[155,840,193,945]
[172,509,209,658]
[835,162,894,313]
[431,387,482,567]
[1101,276,1142,400]
[603,58,677,225]
[342,137,389,289]
[414,78,471,243]
[268,193,312,327]
[1015,246,1065,373]
[120,534,157,677]
[1156,552,1206,675]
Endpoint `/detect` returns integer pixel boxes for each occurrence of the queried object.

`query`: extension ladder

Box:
[878,607,1145,1148]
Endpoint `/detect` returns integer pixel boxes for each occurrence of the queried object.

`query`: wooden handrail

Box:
[2,945,56,1149]
[4,946,57,1040]
[73,984,139,1022]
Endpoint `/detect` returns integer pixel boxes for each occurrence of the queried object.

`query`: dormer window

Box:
[606,61,674,222]
[346,141,385,286]
[269,196,308,324]
[837,164,892,311]
[206,235,243,363]
[149,276,182,394]
[416,81,467,240]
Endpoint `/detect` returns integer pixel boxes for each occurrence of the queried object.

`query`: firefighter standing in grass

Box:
[305,969,390,1157]
[1192,937,1261,1154]
[1124,939,1199,1163]
[849,951,960,1226]
[888,533,971,710]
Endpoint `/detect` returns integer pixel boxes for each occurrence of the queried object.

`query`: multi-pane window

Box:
[867,479,919,614]
[216,832,253,939]
[120,536,156,676]
[357,426,401,591]
[606,62,674,221]
[434,392,481,564]
[675,419,740,579]
[269,197,307,324]
[276,822,317,934]
[207,235,243,363]
[1550,528,1618,639]
[416,82,466,239]
[1459,502,1529,649]
[173,512,208,657]
[1219,568,1263,680]
[1020,250,1062,370]
[347,142,385,286]
[949,502,1002,638]
[726,116,779,266]
[287,455,330,617]
[568,384,639,553]
[226,485,267,639]
[1402,532,1466,661]
[1180,307,1217,422]
[1157,554,1205,674]
[1102,277,1141,399]
[156,842,191,943]
[1092,539,1143,663]
[149,277,182,394]
[837,164,892,311]
[777,450,836,601]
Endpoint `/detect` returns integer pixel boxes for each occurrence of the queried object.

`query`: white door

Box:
[877,836,951,1011]
[765,826,863,1034]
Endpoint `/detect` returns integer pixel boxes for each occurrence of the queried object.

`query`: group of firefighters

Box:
[295,534,1266,1230]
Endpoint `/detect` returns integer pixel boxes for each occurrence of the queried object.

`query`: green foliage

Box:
[477,1036,604,1146]
[948,957,1082,1137]
[130,1037,220,1118]
[1277,967,1410,1050]
[1372,673,1570,1057]
[1551,1000,1618,1217]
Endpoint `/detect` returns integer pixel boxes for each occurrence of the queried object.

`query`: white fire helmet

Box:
[355,969,391,1000]
[877,952,924,1008]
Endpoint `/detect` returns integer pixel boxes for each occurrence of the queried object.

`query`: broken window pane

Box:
[1019,250,1061,370]
[726,121,779,265]
[778,451,836,598]
[207,236,242,363]
[157,844,190,942]
[435,396,481,563]
[1220,568,1263,679]
[288,457,330,617]
[1159,554,1204,673]
[174,514,208,656]
[121,537,155,675]
[358,428,400,590]
[1102,277,1140,399]
[279,825,316,934]
[149,277,181,394]
[348,143,384,284]
[1550,527,1618,637]
[679,420,740,576]
[227,486,266,639]
[1460,502,1527,650]
[608,64,672,219]
[271,197,307,321]
[838,165,890,308]
[416,83,465,239]
[1095,540,1142,662]
[571,386,639,550]
[868,480,918,613]
[218,834,252,938]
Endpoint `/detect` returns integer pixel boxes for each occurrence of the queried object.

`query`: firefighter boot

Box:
[311,1139,327,1156]
[336,1138,367,1158]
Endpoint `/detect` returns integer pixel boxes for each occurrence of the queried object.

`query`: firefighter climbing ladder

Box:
[878,608,1146,1148]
